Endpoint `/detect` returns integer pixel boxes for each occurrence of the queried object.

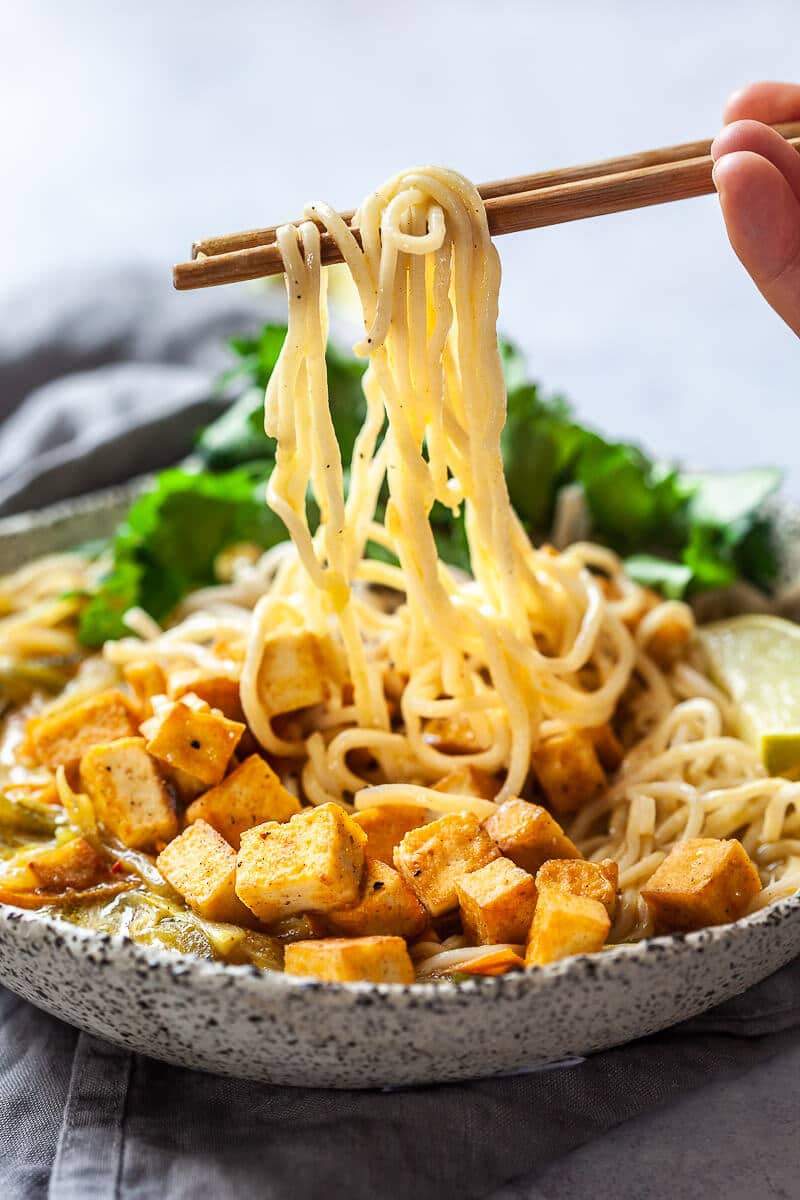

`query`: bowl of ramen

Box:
[1,167,800,1088]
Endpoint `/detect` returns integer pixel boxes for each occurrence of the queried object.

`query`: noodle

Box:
[238,169,637,809]
[0,164,798,977]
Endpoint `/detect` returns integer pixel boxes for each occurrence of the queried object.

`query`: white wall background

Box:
[2,1,799,487]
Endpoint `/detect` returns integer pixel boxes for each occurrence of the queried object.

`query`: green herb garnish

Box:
[79,466,285,645]
[79,323,783,643]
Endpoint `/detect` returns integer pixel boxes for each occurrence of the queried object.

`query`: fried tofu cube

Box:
[456,857,537,945]
[643,613,692,670]
[535,858,619,919]
[641,838,762,933]
[353,804,427,866]
[531,730,607,814]
[211,636,247,665]
[80,736,178,850]
[590,724,624,772]
[123,662,167,716]
[423,714,490,754]
[27,837,107,892]
[393,812,500,916]
[323,857,427,939]
[185,754,301,849]
[157,819,252,925]
[235,802,367,923]
[257,630,338,714]
[484,799,581,875]
[433,765,498,801]
[28,689,138,769]
[160,764,208,804]
[625,589,692,669]
[169,669,245,723]
[284,936,414,984]
[144,700,244,786]
[526,889,610,967]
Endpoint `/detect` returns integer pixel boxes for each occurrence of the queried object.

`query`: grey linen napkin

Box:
[0,269,799,1200]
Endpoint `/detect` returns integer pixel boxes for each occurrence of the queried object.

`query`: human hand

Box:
[712,81,800,336]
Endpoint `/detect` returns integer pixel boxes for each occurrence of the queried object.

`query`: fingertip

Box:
[722,80,800,125]
[713,150,800,285]
[723,86,751,124]
[711,119,763,162]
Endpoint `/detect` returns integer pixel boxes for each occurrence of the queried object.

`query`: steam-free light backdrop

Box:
[2,0,798,487]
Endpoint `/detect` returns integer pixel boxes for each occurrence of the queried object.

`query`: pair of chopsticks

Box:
[174,122,800,291]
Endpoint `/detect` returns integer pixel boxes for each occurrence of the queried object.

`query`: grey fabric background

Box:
[0,271,799,1199]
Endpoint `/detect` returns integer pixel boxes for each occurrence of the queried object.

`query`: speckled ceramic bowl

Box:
[1,488,799,1089]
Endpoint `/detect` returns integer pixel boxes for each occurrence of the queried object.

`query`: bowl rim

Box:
[2,885,798,1002]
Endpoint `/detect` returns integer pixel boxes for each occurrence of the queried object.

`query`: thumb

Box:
[713,149,800,337]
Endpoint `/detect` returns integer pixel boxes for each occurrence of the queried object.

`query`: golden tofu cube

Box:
[484,799,581,875]
[28,689,138,769]
[590,724,624,772]
[284,936,414,984]
[393,812,500,917]
[456,857,537,945]
[212,635,247,665]
[353,804,427,866]
[123,661,167,716]
[535,858,619,918]
[160,764,208,804]
[169,670,245,723]
[433,765,498,801]
[641,838,762,933]
[27,837,106,892]
[157,819,252,925]
[145,700,244,786]
[531,730,607,814]
[186,754,301,849]
[257,630,338,714]
[80,736,178,850]
[235,802,367,923]
[644,614,692,669]
[423,714,490,754]
[625,589,691,669]
[323,857,427,939]
[526,889,610,967]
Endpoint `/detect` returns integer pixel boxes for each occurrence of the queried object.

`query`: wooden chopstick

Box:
[174,121,800,291]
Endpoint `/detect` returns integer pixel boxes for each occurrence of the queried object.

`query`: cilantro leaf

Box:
[78,467,285,646]
[195,324,367,471]
[498,337,529,392]
[684,468,781,527]
[196,388,273,471]
[624,555,694,599]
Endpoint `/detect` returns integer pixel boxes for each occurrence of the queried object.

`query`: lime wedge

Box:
[699,614,800,778]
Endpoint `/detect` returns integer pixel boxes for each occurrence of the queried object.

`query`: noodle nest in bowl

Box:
[0,166,798,985]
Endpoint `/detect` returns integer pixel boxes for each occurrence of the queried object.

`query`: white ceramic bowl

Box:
[0,489,798,1089]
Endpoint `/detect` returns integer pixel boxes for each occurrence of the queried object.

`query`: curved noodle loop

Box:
[240,168,635,803]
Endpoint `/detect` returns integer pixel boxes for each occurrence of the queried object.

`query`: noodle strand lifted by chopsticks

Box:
[239,168,635,805]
